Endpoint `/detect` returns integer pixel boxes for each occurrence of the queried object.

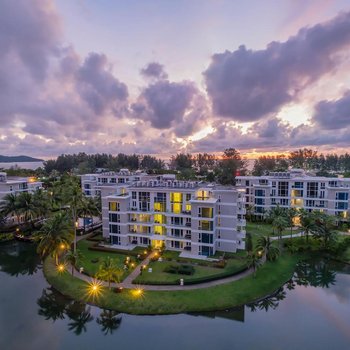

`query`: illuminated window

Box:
[109,202,120,211]
[172,203,181,214]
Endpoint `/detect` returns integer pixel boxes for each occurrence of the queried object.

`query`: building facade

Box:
[101,178,246,257]
[81,169,175,197]
[236,169,350,219]
[0,172,42,203]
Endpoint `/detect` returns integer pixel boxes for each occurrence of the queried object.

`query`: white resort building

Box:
[236,169,350,220]
[81,169,175,197]
[96,175,246,257]
[0,172,42,203]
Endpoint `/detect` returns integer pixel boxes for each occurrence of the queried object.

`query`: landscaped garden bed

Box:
[133,258,248,285]
[76,239,138,280]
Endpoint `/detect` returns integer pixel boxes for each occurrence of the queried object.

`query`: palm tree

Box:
[256,235,280,261]
[272,215,288,243]
[32,189,50,220]
[16,192,37,227]
[96,310,122,335]
[1,193,21,224]
[62,177,85,253]
[286,207,298,237]
[34,212,72,265]
[65,249,84,276]
[96,257,123,288]
[247,252,262,277]
[299,209,315,243]
[313,213,338,249]
[78,196,100,232]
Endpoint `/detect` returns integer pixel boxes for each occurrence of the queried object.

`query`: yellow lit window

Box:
[172,203,181,214]
[171,192,182,202]
[109,202,120,211]
[186,204,191,212]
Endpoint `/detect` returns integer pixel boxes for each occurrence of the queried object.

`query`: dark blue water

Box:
[0,241,349,350]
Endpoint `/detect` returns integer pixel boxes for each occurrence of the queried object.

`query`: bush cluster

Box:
[164,264,195,275]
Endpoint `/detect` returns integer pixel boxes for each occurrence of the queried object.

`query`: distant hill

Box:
[0,155,44,163]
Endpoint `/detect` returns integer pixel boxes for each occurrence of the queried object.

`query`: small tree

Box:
[257,235,280,261]
[247,252,262,277]
[96,257,123,288]
[245,232,253,253]
[65,249,84,275]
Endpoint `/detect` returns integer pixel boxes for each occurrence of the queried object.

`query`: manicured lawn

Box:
[133,258,247,285]
[44,253,300,315]
[247,222,299,242]
[77,239,137,280]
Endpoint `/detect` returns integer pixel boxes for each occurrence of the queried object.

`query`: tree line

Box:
[252,148,350,176]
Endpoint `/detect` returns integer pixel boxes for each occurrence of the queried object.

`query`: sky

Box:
[1,0,350,159]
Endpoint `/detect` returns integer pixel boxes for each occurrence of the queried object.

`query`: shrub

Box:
[212,260,227,268]
[164,264,195,275]
[0,233,14,242]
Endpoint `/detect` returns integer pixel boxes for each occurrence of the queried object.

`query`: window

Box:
[109,202,120,211]
[293,182,303,189]
[200,233,213,244]
[336,202,348,210]
[336,192,349,201]
[255,198,265,205]
[132,191,137,199]
[307,182,318,198]
[109,224,120,234]
[109,213,120,222]
[186,193,191,201]
[278,182,289,197]
[255,189,265,197]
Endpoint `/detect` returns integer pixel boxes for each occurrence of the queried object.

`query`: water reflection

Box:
[96,310,123,335]
[0,241,41,276]
[37,286,122,336]
[247,259,340,313]
[190,306,245,322]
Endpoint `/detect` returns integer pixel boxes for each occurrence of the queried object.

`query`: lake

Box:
[0,161,44,170]
[0,241,349,350]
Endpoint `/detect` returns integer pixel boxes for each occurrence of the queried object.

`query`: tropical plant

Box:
[34,212,72,264]
[286,207,298,237]
[272,215,288,242]
[256,235,280,261]
[16,192,37,227]
[62,177,85,253]
[299,209,315,243]
[65,249,84,275]
[0,193,21,224]
[247,252,262,277]
[245,232,253,253]
[312,213,338,249]
[96,257,123,288]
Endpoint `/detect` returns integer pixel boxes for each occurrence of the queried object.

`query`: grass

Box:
[44,253,300,315]
[77,239,136,281]
[343,247,350,262]
[133,258,247,285]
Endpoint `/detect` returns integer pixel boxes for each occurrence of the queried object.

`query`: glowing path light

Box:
[86,279,104,299]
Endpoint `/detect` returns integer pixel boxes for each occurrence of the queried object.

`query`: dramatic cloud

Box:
[312,91,350,129]
[76,53,128,115]
[141,62,168,80]
[204,11,350,122]
[131,80,205,132]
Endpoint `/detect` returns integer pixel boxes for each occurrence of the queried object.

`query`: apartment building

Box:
[0,172,42,203]
[81,169,175,197]
[101,178,246,257]
[236,169,350,219]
